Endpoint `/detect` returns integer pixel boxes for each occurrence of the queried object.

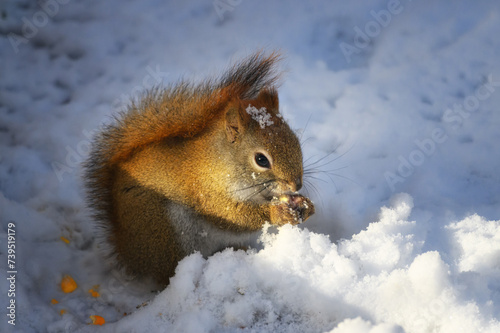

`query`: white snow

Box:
[1,0,500,332]
[246,105,274,129]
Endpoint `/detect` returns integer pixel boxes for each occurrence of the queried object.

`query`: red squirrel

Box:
[85,52,315,286]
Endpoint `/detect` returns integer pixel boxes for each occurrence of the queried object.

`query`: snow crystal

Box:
[246,104,274,129]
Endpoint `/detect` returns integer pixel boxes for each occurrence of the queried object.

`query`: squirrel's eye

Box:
[255,153,271,169]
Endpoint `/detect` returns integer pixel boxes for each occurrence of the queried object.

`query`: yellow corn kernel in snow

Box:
[90,315,105,325]
[60,275,78,293]
[51,298,59,305]
[88,288,100,298]
[60,236,70,244]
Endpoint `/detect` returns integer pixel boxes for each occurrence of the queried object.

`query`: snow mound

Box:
[447,214,500,274]
[71,194,499,333]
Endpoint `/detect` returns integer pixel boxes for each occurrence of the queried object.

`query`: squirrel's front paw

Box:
[270,194,315,226]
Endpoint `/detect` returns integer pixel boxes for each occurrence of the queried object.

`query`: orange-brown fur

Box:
[85,52,314,286]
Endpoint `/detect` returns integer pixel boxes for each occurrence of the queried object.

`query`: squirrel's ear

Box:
[256,88,279,112]
[225,101,248,143]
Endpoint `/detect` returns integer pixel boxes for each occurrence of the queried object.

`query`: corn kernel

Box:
[60,275,78,293]
[90,315,105,325]
[88,288,100,298]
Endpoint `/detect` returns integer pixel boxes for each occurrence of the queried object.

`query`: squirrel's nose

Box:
[285,177,302,193]
[294,177,302,191]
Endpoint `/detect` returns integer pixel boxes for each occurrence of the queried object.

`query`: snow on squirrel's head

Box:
[221,87,304,204]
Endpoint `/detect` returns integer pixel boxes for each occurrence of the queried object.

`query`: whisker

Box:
[304,141,358,171]
[301,140,361,197]
[243,181,273,201]
[305,161,349,172]
[303,154,319,166]
[323,172,360,187]
[232,181,270,193]
[301,136,314,146]
[303,166,350,177]
[304,165,350,174]
[303,179,321,199]
[303,180,324,211]
[302,183,310,198]
[299,114,312,144]
[304,174,328,184]
[303,142,342,169]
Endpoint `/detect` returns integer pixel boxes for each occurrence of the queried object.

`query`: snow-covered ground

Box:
[1,0,500,332]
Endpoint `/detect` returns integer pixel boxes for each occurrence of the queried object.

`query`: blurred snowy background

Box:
[1,0,500,332]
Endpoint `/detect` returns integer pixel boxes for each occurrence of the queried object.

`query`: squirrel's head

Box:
[217,89,303,204]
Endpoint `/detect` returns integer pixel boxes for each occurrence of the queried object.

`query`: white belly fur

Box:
[165,200,260,257]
